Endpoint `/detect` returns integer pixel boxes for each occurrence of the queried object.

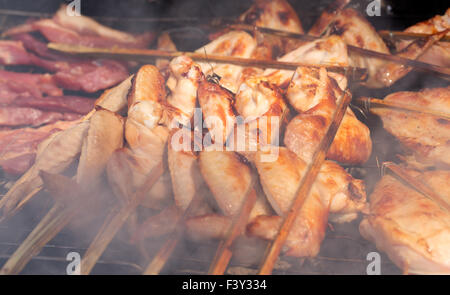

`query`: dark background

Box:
[0,0,448,31]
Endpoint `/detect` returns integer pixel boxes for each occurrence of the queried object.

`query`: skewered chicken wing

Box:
[195,31,256,93]
[239,0,304,55]
[247,147,366,257]
[360,170,450,274]
[165,56,204,125]
[397,9,450,67]
[371,86,450,169]
[314,8,446,88]
[284,66,372,165]
[197,80,236,145]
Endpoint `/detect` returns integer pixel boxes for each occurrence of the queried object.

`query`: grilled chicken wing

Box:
[165,56,204,125]
[76,108,124,188]
[120,65,172,209]
[397,9,450,67]
[240,0,303,34]
[239,0,304,55]
[197,80,236,145]
[263,35,349,89]
[371,86,450,168]
[247,148,367,257]
[317,8,445,88]
[284,67,372,165]
[360,170,450,274]
[167,128,204,211]
[195,31,257,93]
[234,76,289,153]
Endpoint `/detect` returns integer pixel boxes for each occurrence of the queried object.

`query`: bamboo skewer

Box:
[80,161,164,275]
[379,30,450,43]
[0,202,77,275]
[356,97,450,120]
[384,162,450,213]
[257,88,353,275]
[227,24,450,78]
[0,172,92,275]
[208,188,258,275]
[47,43,368,82]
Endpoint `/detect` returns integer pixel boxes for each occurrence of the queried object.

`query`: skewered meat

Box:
[198,150,272,218]
[234,75,288,150]
[123,65,172,209]
[4,5,154,49]
[371,86,450,168]
[0,38,129,93]
[76,108,124,188]
[239,0,304,55]
[239,0,304,34]
[167,128,204,211]
[197,80,236,144]
[246,148,366,257]
[95,76,133,113]
[0,107,82,127]
[6,95,94,115]
[397,9,450,67]
[0,120,76,176]
[263,35,349,89]
[198,151,253,216]
[165,56,204,125]
[314,8,446,88]
[195,31,257,93]
[0,73,133,219]
[284,66,372,165]
[360,170,450,274]
[0,70,62,102]
[0,120,89,218]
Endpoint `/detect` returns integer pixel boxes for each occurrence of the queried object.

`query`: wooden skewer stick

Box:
[0,201,78,275]
[257,89,352,275]
[47,43,368,82]
[384,162,450,213]
[355,97,450,120]
[227,24,450,78]
[379,30,450,43]
[79,161,164,275]
[0,172,92,275]
[208,188,258,275]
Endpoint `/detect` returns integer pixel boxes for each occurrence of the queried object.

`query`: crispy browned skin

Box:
[247,148,367,257]
[308,0,351,37]
[197,80,236,144]
[321,8,444,88]
[263,36,349,89]
[240,0,303,34]
[234,76,289,154]
[284,67,372,165]
[127,65,166,108]
[239,0,304,55]
[372,87,450,168]
[195,31,256,93]
[398,9,450,67]
[360,171,450,274]
[120,65,172,208]
[165,56,204,125]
